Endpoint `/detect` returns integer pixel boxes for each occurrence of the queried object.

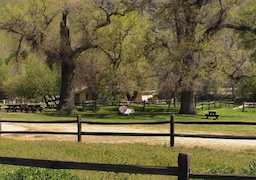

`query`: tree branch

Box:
[224,24,256,34]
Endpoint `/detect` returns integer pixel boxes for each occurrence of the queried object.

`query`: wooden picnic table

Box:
[205,110,219,119]
[5,104,43,113]
[5,104,21,112]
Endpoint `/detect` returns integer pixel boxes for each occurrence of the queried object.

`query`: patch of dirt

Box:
[1,123,256,150]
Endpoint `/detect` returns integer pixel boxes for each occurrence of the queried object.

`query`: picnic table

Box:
[5,104,21,112]
[205,110,219,119]
[5,104,43,113]
[26,105,43,113]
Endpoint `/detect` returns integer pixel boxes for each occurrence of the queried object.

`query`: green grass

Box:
[0,139,256,179]
[0,105,256,179]
[1,104,256,136]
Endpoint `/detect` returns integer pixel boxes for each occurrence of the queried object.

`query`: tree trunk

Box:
[57,12,76,114]
[179,89,197,115]
[173,2,200,115]
[58,61,76,114]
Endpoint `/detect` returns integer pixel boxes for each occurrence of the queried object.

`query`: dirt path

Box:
[1,123,256,150]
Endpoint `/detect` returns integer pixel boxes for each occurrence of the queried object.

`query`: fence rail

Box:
[1,115,256,179]
[0,153,255,180]
[2,115,256,145]
[0,115,172,143]
[0,156,179,176]
[170,118,256,147]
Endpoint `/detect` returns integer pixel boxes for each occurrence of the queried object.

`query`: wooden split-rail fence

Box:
[0,153,255,179]
[1,115,256,179]
[1,115,256,145]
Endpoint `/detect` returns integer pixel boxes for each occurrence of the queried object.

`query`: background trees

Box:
[0,0,139,113]
[1,0,256,115]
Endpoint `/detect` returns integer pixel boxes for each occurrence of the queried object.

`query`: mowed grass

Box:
[0,138,256,180]
[0,105,256,179]
[1,104,256,136]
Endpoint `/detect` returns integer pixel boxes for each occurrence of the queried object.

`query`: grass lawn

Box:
[2,104,255,135]
[0,104,256,179]
[0,139,256,179]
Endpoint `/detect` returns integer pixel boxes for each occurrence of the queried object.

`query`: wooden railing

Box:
[0,115,172,143]
[170,119,256,147]
[2,115,256,146]
[0,153,255,179]
[1,115,256,179]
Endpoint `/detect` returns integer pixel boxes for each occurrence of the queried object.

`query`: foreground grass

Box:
[0,139,256,179]
[1,106,256,179]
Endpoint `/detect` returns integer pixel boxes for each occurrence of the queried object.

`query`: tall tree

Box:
[147,0,237,114]
[0,0,137,113]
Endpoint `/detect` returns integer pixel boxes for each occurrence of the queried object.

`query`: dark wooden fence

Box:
[170,118,256,147]
[1,115,256,179]
[2,115,256,145]
[0,153,255,179]
[0,115,172,143]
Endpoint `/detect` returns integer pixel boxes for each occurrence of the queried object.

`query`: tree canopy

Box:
[1,0,256,114]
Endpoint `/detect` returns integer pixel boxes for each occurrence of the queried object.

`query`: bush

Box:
[0,167,79,180]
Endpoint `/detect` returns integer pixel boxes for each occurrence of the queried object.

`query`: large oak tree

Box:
[0,0,137,113]
[147,0,237,114]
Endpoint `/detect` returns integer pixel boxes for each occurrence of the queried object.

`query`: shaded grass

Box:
[0,138,256,179]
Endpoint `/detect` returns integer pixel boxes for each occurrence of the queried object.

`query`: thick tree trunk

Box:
[57,12,76,114]
[179,89,197,115]
[57,61,76,114]
[173,2,201,115]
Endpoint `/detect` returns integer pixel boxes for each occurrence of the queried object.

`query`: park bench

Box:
[205,110,219,119]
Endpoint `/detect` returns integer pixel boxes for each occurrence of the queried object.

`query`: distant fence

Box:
[76,100,173,111]
[199,101,234,110]
[243,101,256,111]
[0,153,255,179]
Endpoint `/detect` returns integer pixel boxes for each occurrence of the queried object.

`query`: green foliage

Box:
[206,165,235,174]
[2,55,60,98]
[0,167,79,180]
[242,159,256,175]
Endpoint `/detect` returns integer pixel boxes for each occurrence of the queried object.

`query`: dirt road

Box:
[1,123,256,150]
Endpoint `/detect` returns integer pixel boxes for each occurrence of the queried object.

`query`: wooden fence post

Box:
[143,101,146,111]
[170,114,175,147]
[0,115,1,137]
[201,101,203,110]
[77,115,82,142]
[178,153,191,180]
[243,102,245,112]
